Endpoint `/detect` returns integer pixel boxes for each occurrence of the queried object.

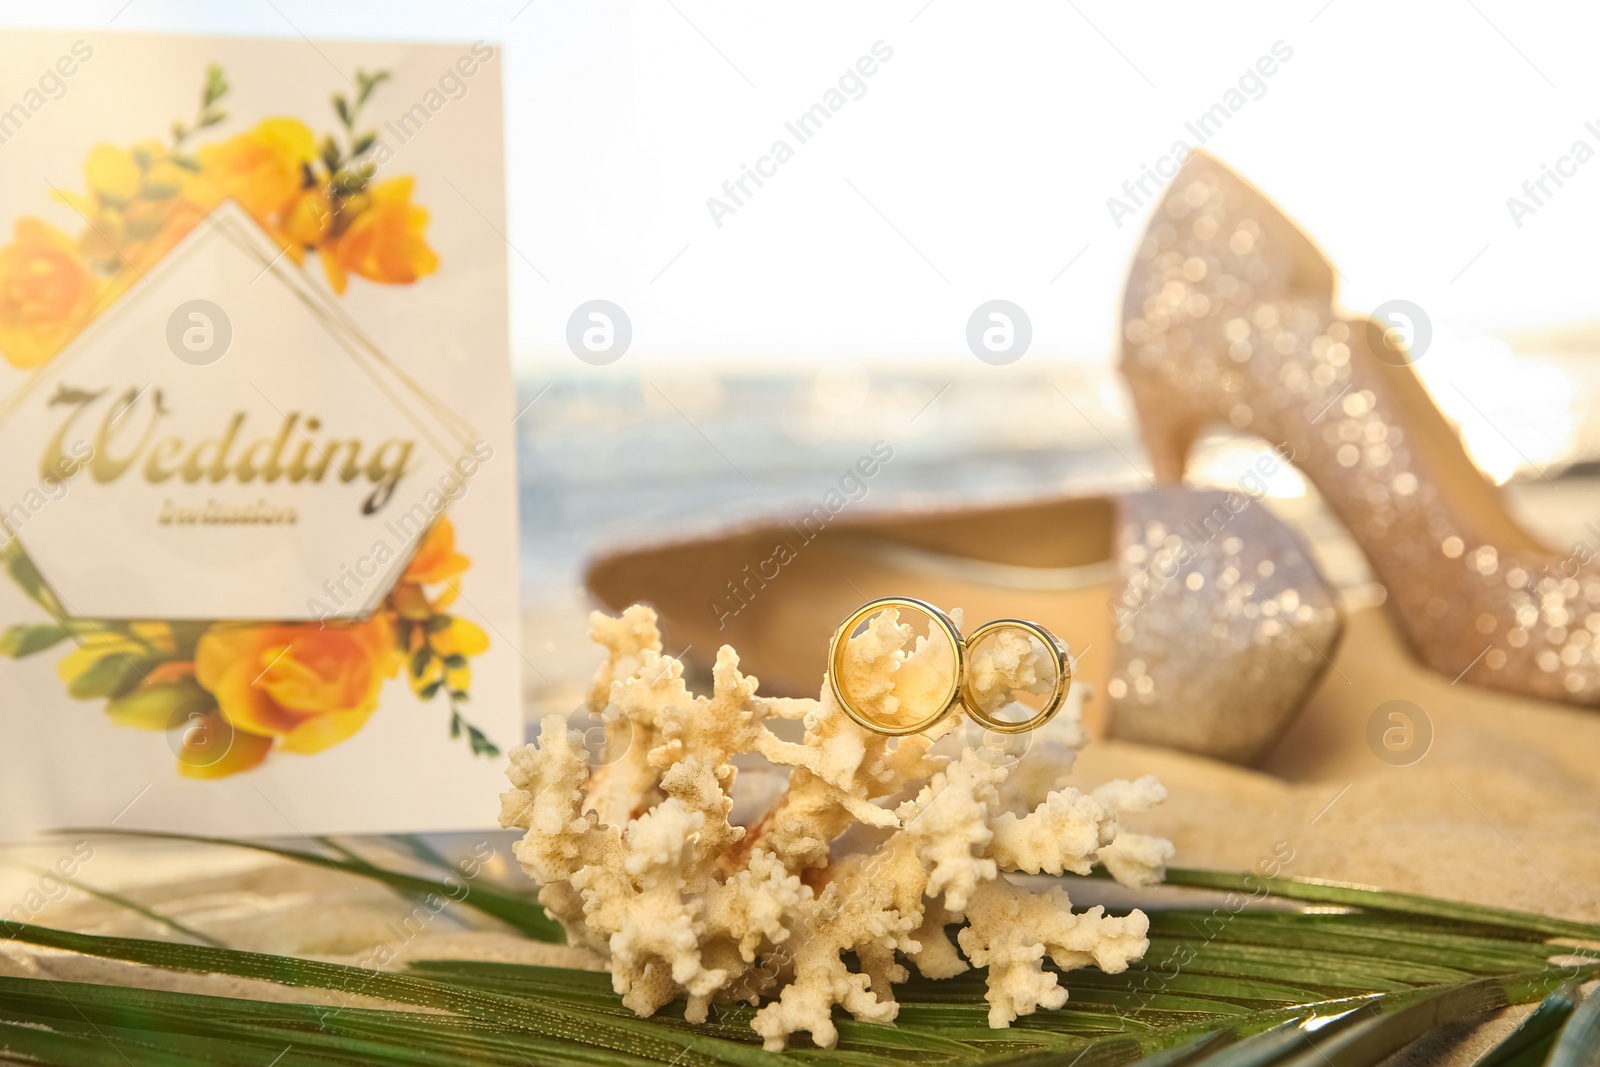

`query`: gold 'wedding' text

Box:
[39,385,415,515]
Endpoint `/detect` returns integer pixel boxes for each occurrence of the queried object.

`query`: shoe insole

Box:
[587,495,1132,733]
[755,538,1116,733]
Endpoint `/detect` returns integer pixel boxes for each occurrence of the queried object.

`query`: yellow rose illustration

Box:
[196,616,401,756]
[321,177,439,294]
[0,218,104,369]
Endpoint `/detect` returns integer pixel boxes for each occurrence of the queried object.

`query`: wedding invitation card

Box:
[0,30,519,836]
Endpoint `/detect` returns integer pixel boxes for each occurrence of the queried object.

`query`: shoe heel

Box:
[1122,372,1198,485]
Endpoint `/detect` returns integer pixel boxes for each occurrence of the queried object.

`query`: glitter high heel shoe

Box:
[1120,150,1598,705]
[585,488,1343,764]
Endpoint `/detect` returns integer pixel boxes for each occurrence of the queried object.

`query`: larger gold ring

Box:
[829,596,967,736]
[960,618,1071,735]
[829,599,1073,737]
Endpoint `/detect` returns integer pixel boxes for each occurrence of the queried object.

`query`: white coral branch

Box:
[501,605,1171,1050]
[959,879,1150,1027]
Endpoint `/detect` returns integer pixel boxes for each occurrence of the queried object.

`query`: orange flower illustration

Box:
[1,66,439,372]
[196,117,317,232]
[195,616,401,756]
[280,188,336,263]
[0,218,103,369]
[320,177,439,294]
[405,519,472,586]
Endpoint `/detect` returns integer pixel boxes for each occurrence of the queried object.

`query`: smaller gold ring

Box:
[829,597,966,737]
[960,619,1071,735]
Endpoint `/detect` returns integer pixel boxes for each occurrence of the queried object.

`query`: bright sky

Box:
[5,1,1600,371]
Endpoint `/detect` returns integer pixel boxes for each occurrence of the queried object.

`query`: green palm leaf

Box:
[1548,984,1600,1067]
[1474,983,1582,1067]
[60,827,564,942]
[3,856,1598,1066]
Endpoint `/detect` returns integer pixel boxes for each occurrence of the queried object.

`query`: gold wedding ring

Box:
[961,618,1071,735]
[830,597,967,736]
[828,598,1071,737]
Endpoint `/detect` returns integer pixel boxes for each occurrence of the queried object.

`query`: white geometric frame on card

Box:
[0,200,480,621]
